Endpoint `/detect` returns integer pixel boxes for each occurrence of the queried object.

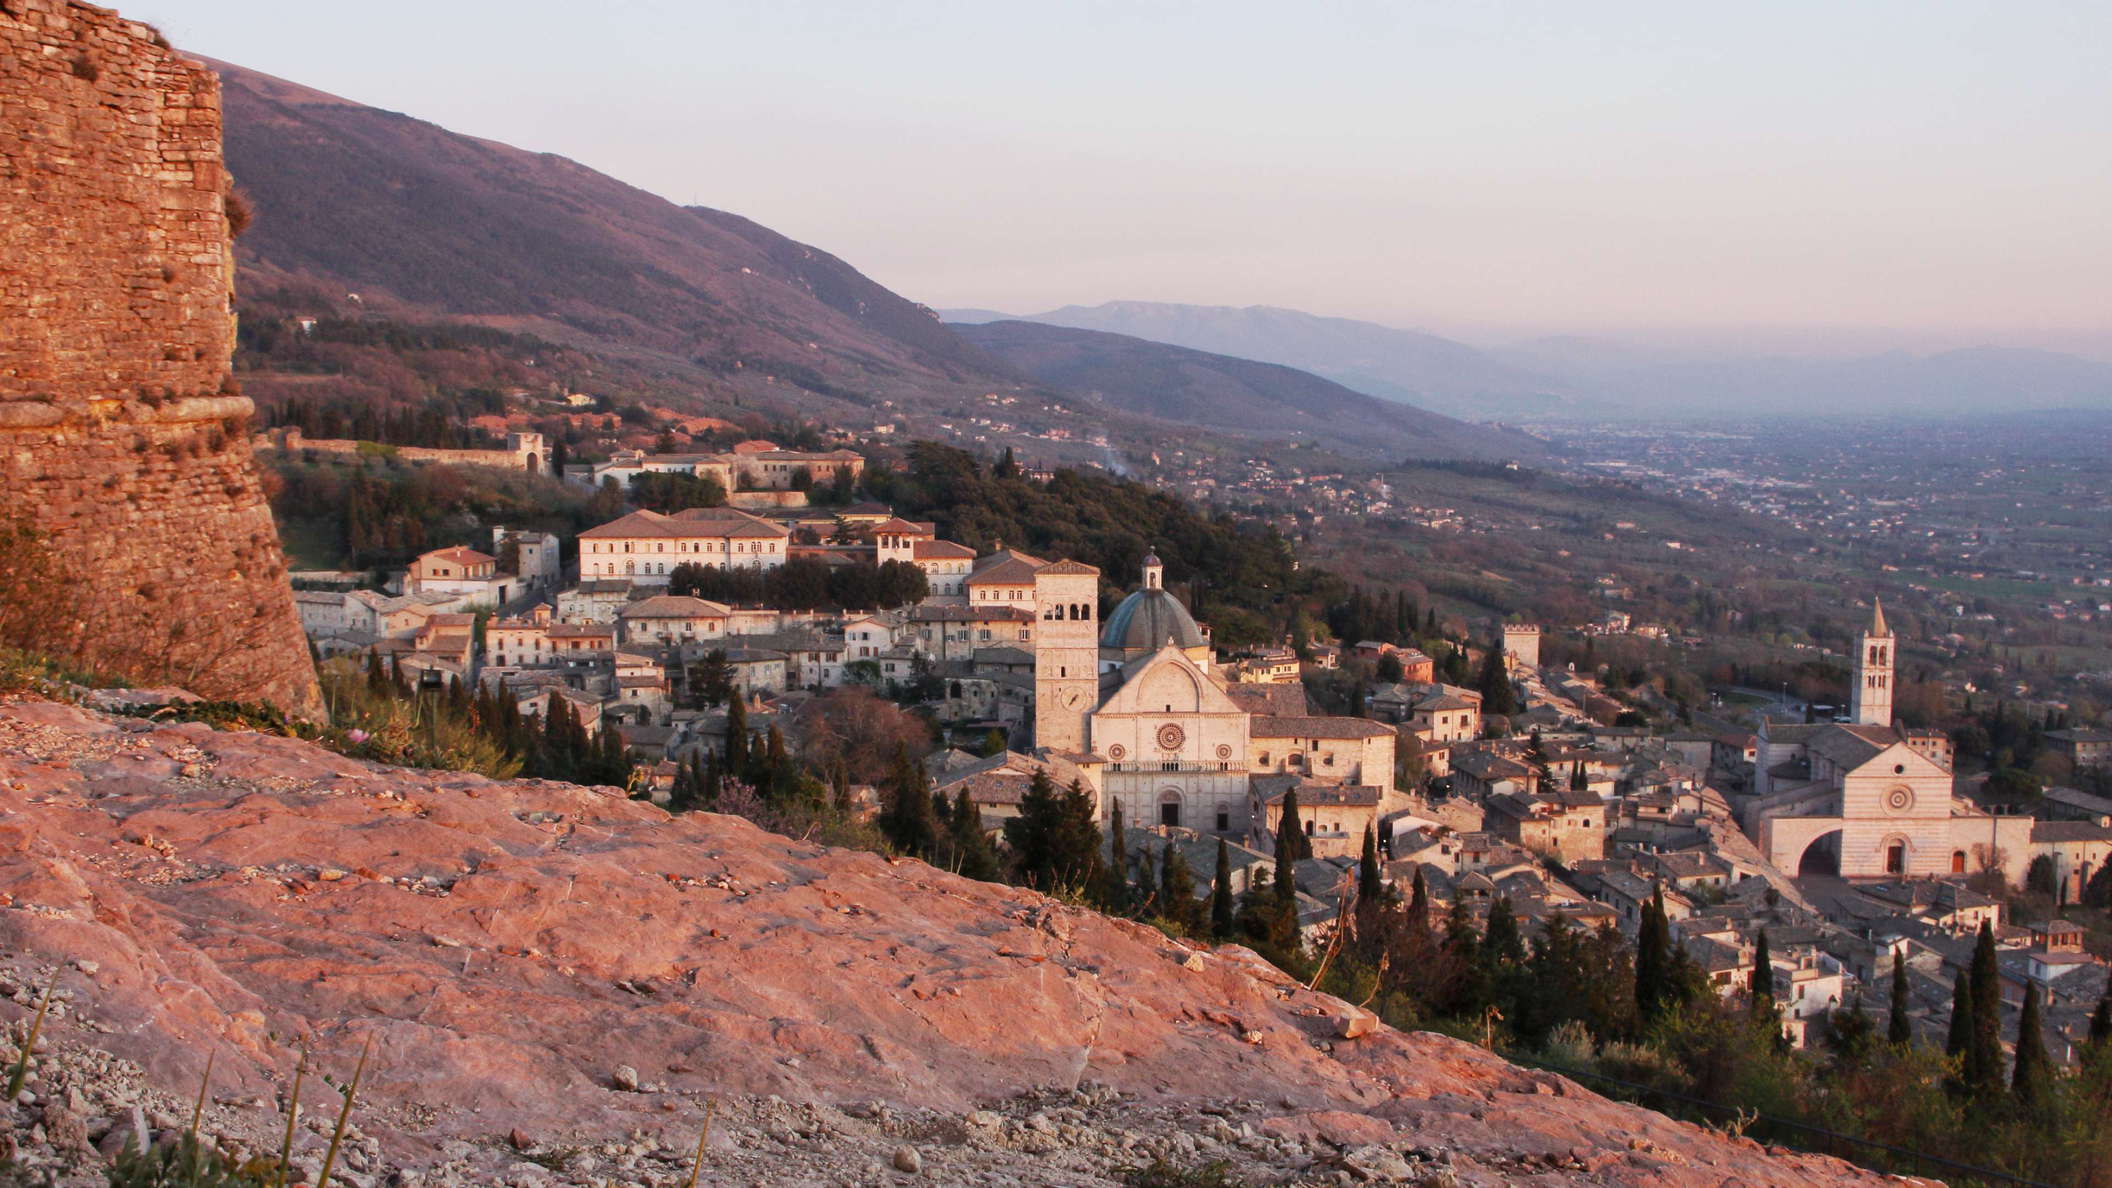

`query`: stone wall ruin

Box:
[1,0,319,715]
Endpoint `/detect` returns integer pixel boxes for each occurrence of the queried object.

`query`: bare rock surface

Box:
[0,700,1924,1185]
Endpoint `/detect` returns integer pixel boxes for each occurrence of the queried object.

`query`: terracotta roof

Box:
[2030,820,2112,844]
[965,549,1048,586]
[1250,715,1394,740]
[421,546,494,566]
[618,595,732,619]
[1036,559,1100,576]
[868,518,931,535]
[906,604,1035,623]
[1252,776,1382,807]
[912,540,977,560]
[580,507,788,540]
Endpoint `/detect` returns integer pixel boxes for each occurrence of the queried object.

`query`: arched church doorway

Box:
[1158,790,1182,828]
[1797,829,1842,878]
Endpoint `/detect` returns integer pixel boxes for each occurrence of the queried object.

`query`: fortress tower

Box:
[0,2,319,715]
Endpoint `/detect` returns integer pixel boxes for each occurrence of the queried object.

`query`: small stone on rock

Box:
[891,1144,921,1174]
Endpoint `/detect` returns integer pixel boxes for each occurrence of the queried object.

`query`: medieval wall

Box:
[0,0,320,715]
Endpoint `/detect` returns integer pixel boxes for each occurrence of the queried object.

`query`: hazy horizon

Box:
[152,1,2112,358]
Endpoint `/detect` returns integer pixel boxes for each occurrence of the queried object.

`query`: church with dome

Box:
[1005,549,1398,854]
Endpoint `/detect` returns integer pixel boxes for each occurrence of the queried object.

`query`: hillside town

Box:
[285,440,2112,1071]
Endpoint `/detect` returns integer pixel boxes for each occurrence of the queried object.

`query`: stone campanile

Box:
[1850,598,1894,728]
[1031,559,1102,754]
[0,1,320,716]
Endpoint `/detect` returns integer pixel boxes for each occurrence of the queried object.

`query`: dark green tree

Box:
[1275,787,1311,863]
[1357,825,1383,905]
[2012,985,2052,1108]
[1944,965,1974,1097]
[1159,842,1196,929]
[1888,949,1912,1046]
[1475,646,1517,716]
[947,790,1001,881]
[1635,886,1673,1023]
[876,744,937,858]
[1749,929,1775,1022]
[1968,919,2003,1095]
[1209,837,1234,938]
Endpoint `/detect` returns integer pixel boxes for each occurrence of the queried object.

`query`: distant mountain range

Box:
[953,321,1541,461]
[946,302,1574,421]
[950,303,2112,421]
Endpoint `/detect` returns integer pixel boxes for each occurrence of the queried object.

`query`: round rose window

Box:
[1157,723,1186,751]
[1886,787,1914,812]
[1216,743,1233,760]
[1108,744,1127,761]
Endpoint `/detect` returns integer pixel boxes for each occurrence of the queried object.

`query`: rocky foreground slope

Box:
[0,698,1920,1186]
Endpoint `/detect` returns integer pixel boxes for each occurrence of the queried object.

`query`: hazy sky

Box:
[151,1,2112,350]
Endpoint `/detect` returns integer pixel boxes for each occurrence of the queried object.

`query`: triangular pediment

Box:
[1097,646,1245,717]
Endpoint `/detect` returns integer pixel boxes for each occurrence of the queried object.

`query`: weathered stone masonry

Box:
[1,0,319,715]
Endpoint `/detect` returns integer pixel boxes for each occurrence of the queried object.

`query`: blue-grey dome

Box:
[1101,587,1205,652]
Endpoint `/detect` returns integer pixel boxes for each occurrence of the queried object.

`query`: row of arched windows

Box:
[1043,603,1093,621]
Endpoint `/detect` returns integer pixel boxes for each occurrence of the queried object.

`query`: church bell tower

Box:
[1850,598,1894,727]
[1031,559,1102,754]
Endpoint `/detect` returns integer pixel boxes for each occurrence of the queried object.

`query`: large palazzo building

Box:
[1747,601,2020,879]
[1020,551,1398,855]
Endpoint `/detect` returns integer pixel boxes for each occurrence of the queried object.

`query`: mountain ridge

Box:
[953,300,1573,421]
[955,319,1540,461]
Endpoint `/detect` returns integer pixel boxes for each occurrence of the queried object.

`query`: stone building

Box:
[1747,603,2030,879]
[1009,552,1397,845]
[1,3,316,715]
[578,507,790,581]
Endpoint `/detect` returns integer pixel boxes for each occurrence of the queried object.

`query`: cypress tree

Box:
[1276,786,1310,863]
[1406,866,1430,934]
[1108,801,1130,909]
[1485,897,1523,968]
[723,696,749,774]
[1054,779,1103,894]
[877,744,936,858]
[1133,848,1157,916]
[1749,929,1775,1021]
[947,790,1001,881]
[1887,949,1912,1046]
[1160,842,1195,930]
[1944,965,1974,1095]
[1357,825,1383,905]
[762,724,789,799]
[2013,985,2051,1108]
[1003,770,1062,889]
[2090,991,2112,1061]
[1209,837,1234,939]
[1635,886,1672,1022]
[1968,919,2003,1095]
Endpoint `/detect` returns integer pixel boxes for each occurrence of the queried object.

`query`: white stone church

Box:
[1746,601,2022,879]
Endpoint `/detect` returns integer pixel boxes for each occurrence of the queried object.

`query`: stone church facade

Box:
[1020,551,1395,848]
[1747,601,2027,879]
